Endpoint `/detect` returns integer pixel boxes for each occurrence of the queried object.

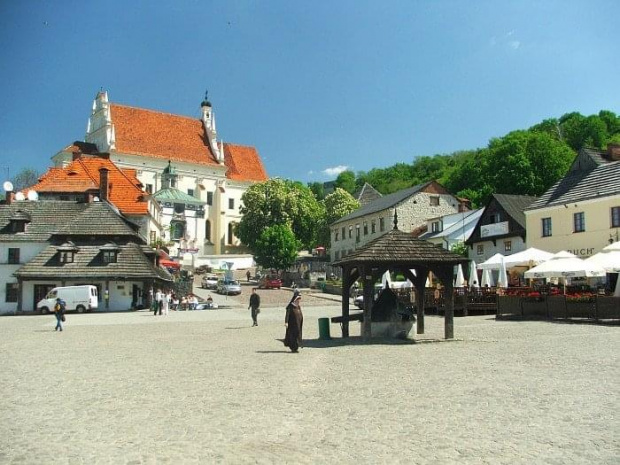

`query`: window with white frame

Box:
[504,240,512,252]
[476,244,484,255]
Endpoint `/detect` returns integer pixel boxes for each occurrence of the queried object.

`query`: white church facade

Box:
[52,91,268,268]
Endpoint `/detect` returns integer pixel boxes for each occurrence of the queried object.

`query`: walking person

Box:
[154,289,163,316]
[54,298,66,332]
[162,292,170,316]
[249,288,260,326]
[246,270,251,283]
[284,294,303,353]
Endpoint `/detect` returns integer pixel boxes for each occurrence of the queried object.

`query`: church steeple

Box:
[200,90,224,165]
[162,160,178,189]
[85,90,116,152]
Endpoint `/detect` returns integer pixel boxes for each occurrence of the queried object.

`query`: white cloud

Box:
[322,165,349,177]
[509,40,521,50]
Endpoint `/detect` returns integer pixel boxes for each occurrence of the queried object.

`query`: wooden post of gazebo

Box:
[435,268,455,339]
[361,265,373,339]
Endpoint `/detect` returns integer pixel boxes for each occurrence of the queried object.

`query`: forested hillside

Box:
[313,110,620,207]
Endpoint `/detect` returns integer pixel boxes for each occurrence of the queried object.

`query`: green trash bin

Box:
[318,317,331,340]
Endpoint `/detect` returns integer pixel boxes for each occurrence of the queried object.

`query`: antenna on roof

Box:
[27,190,39,201]
[3,181,14,192]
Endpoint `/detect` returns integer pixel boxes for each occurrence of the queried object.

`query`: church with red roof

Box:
[51,91,268,260]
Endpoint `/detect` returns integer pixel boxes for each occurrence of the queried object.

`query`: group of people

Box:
[247,288,304,353]
[152,290,200,315]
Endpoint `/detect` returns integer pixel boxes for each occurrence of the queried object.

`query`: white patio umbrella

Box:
[454,264,466,287]
[585,241,620,272]
[524,251,606,279]
[381,270,392,288]
[477,252,505,270]
[425,274,432,288]
[497,256,509,288]
[503,247,554,268]
[469,260,480,288]
[615,275,620,297]
[481,268,494,287]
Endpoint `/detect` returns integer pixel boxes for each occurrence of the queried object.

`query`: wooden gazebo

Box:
[333,222,469,340]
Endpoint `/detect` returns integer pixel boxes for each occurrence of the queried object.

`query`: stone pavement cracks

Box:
[0,301,618,464]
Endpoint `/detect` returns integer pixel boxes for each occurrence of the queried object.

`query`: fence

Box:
[497,295,620,322]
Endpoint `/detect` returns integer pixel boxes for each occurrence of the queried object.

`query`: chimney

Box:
[607,144,620,161]
[99,168,109,201]
[5,191,13,205]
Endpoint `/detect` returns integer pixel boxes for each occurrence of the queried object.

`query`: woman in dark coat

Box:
[284,295,303,353]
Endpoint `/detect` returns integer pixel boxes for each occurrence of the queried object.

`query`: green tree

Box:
[334,170,356,194]
[317,188,360,247]
[450,241,468,257]
[253,224,299,272]
[237,178,324,252]
[486,130,573,197]
[307,181,325,200]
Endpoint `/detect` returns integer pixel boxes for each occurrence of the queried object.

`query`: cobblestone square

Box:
[0,301,618,464]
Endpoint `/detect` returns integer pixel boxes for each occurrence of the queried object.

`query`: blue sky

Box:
[1,1,619,184]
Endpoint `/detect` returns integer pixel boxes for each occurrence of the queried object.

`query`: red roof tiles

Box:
[109,103,268,182]
[27,157,148,216]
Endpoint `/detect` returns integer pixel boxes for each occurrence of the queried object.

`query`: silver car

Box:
[217,280,242,295]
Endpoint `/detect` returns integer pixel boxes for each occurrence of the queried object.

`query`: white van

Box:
[37,285,99,314]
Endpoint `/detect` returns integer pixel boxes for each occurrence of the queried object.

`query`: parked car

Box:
[201,274,219,289]
[259,275,282,289]
[217,280,242,295]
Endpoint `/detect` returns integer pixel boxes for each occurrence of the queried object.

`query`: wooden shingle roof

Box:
[332,181,432,226]
[492,194,537,228]
[526,161,620,211]
[0,201,88,243]
[333,228,468,267]
[54,201,141,239]
[14,241,170,281]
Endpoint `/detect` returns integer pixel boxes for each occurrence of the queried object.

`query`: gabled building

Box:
[524,146,620,257]
[1,198,170,314]
[329,181,466,262]
[465,194,537,262]
[353,183,382,206]
[25,151,162,243]
[51,91,268,266]
[419,208,484,250]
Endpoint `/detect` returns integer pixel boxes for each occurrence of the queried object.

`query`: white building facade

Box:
[52,91,268,268]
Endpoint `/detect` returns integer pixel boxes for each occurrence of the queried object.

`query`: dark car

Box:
[259,276,282,289]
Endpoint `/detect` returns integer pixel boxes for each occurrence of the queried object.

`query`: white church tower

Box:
[85,90,116,152]
[200,91,225,164]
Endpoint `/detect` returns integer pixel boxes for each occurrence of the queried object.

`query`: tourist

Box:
[246,270,251,282]
[162,292,170,316]
[172,294,179,311]
[206,294,214,308]
[181,295,188,311]
[284,294,303,353]
[249,288,260,326]
[189,294,198,310]
[54,298,66,332]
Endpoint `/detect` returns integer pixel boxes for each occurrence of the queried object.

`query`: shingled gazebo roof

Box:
[333,228,468,268]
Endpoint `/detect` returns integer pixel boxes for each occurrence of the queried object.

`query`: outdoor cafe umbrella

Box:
[524,251,606,279]
[497,256,509,288]
[469,260,480,288]
[477,252,505,270]
[454,264,466,287]
[585,240,620,272]
[503,247,554,268]
[481,268,494,287]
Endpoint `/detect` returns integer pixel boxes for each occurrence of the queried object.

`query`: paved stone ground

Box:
[0,294,618,464]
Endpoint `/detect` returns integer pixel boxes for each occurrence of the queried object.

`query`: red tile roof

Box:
[224,144,268,182]
[109,103,268,182]
[26,157,148,215]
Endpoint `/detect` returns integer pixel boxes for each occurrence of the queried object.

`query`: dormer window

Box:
[57,241,78,264]
[102,251,118,263]
[60,251,75,263]
[9,210,31,233]
[100,242,120,264]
